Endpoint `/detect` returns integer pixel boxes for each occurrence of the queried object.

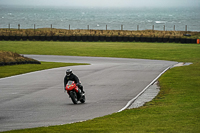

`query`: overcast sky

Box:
[0,0,199,8]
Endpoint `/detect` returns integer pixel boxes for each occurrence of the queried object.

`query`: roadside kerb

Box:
[118,66,172,112]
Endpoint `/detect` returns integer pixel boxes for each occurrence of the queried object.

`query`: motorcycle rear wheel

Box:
[69,91,78,104]
[80,95,85,103]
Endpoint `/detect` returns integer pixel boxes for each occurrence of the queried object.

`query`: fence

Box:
[1,24,199,43]
[5,23,199,32]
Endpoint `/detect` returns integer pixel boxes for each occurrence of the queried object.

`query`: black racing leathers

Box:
[64,73,84,93]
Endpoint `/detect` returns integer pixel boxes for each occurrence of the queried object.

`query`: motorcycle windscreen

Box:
[67,80,73,85]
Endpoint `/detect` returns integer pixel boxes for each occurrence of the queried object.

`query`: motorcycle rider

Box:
[64,69,84,93]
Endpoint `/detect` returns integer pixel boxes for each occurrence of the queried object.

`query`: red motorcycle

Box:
[65,80,85,104]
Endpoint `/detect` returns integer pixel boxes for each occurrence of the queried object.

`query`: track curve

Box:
[0,55,177,131]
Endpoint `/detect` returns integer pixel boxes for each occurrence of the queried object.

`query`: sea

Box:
[0,5,200,31]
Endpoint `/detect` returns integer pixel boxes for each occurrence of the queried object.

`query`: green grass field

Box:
[0,41,200,133]
[0,41,199,62]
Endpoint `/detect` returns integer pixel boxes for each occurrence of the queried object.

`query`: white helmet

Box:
[66,69,72,76]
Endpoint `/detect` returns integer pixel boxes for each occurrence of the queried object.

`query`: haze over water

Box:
[0,0,200,31]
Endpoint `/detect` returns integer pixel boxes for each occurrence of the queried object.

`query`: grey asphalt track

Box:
[0,55,177,131]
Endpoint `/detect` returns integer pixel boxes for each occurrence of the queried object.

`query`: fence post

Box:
[34,24,36,35]
[8,23,10,30]
[121,25,123,30]
[174,25,175,31]
[185,25,187,31]
[18,24,20,30]
[163,25,165,31]
[51,24,52,30]
[106,25,107,30]
[87,25,89,30]
[152,25,154,30]
[69,25,70,30]
[137,25,139,31]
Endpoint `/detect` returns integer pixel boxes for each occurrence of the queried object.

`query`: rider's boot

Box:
[81,88,85,94]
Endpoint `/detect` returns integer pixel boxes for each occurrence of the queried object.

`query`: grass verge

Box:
[0,50,41,65]
[0,62,89,78]
[1,41,200,133]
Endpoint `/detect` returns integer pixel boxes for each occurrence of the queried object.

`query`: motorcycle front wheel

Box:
[69,91,78,104]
